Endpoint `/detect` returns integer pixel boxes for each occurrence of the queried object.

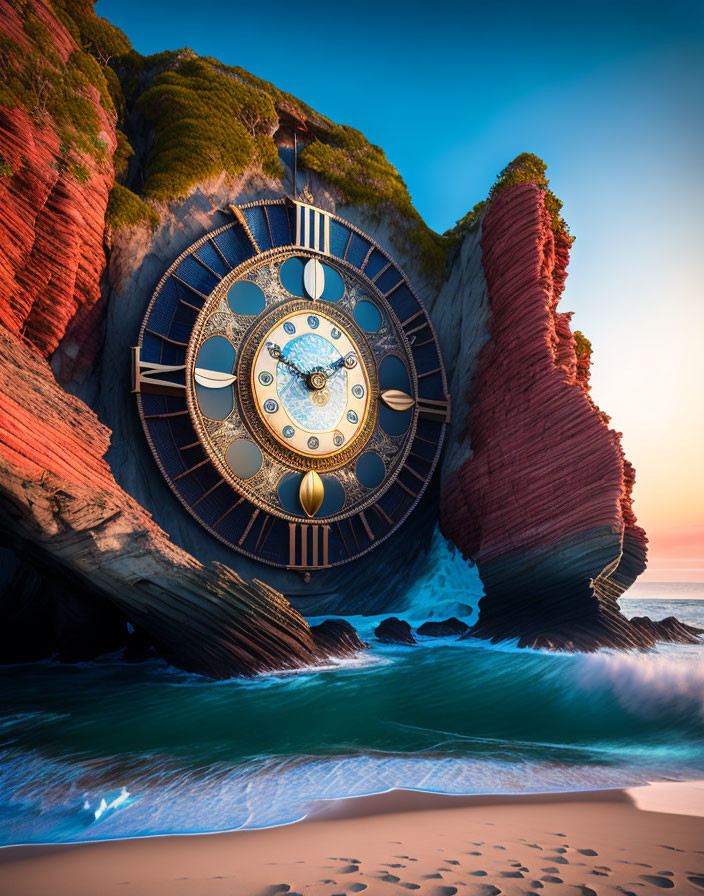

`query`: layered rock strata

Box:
[439,183,700,650]
[0,329,362,676]
[0,0,116,365]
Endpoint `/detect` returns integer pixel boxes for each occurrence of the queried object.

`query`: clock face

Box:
[250,307,371,458]
[133,199,449,571]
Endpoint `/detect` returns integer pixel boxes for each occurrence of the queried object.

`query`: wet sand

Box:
[1,785,703,895]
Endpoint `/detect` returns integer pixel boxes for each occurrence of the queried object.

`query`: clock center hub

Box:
[307,370,327,392]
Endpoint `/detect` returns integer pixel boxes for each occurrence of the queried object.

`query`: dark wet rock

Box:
[375,617,416,645]
[309,619,369,657]
[417,617,470,638]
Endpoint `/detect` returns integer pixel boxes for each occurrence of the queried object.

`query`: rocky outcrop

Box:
[438,181,696,651]
[309,619,369,658]
[0,323,365,677]
[0,0,116,366]
[374,617,416,645]
[417,617,470,638]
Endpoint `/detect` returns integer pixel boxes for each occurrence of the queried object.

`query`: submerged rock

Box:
[309,620,369,657]
[374,617,416,645]
[417,617,470,638]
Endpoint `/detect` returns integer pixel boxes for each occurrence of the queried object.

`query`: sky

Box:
[96,0,704,581]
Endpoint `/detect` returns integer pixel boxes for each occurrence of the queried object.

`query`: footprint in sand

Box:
[499,871,524,878]
[469,870,487,876]
[467,850,482,856]
[688,877,704,890]
[340,865,360,874]
[473,886,501,896]
[541,867,559,873]
[421,873,443,879]
[575,887,597,896]
[378,873,401,883]
[431,888,458,896]
[400,885,420,891]
[446,860,460,866]
[263,886,291,896]
[529,881,544,889]
[639,874,675,888]
[577,848,598,856]
[541,875,563,884]
[526,844,543,850]
[551,856,569,864]
[660,845,684,852]
[348,885,367,892]
[383,863,405,868]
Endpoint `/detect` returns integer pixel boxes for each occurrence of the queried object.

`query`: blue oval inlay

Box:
[195,382,233,420]
[307,436,319,450]
[356,451,386,489]
[378,354,411,392]
[321,263,345,302]
[225,439,262,480]
[277,472,304,515]
[379,403,412,437]
[307,315,319,330]
[331,327,341,340]
[195,335,236,419]
[283,425,295,438]
[196,335,236,374]
[280,257,306,297]
[318,475,345,516]
[283,321,296,335]
[353,300,382,332]
[347,410,358,424]
[352,384,364,399]
[264,399,278,414]
[258,371,273,386]
[227,280,266,316]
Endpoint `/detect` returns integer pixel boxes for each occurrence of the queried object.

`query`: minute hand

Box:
[322,357,347,377]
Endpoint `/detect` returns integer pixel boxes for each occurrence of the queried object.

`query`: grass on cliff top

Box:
[107,48,448,278]
[444,153,572,244]
[0,0,130,182]
[106,182,159,230]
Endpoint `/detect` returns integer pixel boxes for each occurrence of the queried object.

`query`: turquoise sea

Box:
[0,535,702,846]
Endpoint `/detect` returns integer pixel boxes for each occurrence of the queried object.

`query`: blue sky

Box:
[96,0,704,577]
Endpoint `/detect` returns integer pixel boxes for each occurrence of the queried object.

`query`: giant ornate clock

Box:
[132,199,449,572]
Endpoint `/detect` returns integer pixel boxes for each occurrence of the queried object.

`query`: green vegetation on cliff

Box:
[0,0,130,181]
[106,182,159,230]
[445,154,572,245]
[107,48,447,277]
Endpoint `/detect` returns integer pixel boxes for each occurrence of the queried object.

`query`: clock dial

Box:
[250,309,371,458]
[133,199,449,570]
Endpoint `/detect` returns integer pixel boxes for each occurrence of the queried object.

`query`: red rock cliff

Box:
[439,182,694,650]
[0,0,116,372]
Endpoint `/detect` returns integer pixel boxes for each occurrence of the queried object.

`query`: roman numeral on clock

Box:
[417,396,451,422]
[288,523,330,569]
[292,200,331,254]
[131,346,186,396]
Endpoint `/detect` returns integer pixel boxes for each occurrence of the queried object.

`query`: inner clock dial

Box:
[252,310,370,458]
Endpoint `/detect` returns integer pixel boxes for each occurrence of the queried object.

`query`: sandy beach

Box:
[0,785,702,896]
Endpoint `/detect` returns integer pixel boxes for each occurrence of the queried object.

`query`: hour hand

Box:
[267,343,305,377]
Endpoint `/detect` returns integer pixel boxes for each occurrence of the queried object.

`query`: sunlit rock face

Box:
[0,328,368,677]
[435,182,694,650]
[0,1,116,377]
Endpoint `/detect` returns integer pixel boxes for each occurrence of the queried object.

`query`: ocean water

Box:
[0,536,702,846]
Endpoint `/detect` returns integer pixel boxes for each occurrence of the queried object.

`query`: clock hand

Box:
[267,343,306,377]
